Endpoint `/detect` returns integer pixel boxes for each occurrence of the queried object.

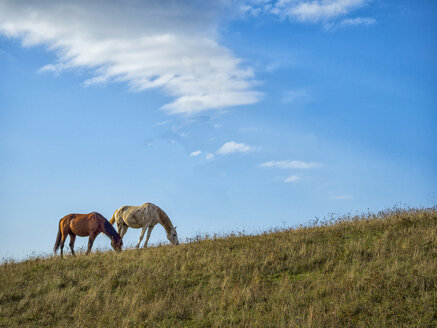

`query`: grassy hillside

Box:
[1,208,436,327]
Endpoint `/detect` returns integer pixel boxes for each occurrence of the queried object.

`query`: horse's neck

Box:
[157,210,173,233]
[158,220,172,234]
[103,220,118,240]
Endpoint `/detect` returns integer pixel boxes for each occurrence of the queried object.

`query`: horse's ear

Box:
[174,226,177,229]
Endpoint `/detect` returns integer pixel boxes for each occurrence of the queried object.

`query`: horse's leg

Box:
[144,225,155,248]
[117,221,123,235]
[120,224,129,239]
[87,232,95,255]
[69,233,76,256]
[136,226,147,248]
[60,231,68,258]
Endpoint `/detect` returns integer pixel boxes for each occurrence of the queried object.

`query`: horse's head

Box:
[167,226,179,245]
[111,236,123,252]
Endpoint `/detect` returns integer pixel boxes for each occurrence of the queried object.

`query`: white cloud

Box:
[217,141,254,155]
[189,150,202,157]
[0,0,374,116]
[244,0,369,23]
[206,153,215,160]
[281,0,366,22]
[330,194,353,200]
[284,175,300,183]
[260,160,322,169]
[324,16,375,30]
[340,17,376,26]
[0,0,261,115]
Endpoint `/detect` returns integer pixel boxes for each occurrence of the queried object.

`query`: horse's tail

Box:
[109,210,117,225]
[53,219,63,253]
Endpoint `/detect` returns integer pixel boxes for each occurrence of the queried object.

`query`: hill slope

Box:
[1,208,436,327]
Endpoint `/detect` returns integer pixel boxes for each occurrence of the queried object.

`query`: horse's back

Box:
[64,212,102,221]
[61,213,76,221]
[69,216,90,236]
[140,203,161,217]
[61,212,106,236]
[118,205,137,218]
[90,212,107,221]
[119,203,159,227]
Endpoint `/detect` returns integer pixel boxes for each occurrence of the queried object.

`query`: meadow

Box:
[0,207,436,327]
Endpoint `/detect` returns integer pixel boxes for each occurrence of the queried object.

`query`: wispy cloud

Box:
[284,175,300,183]
[0,0,261,115]
[245,0,370,24]
[281,89,309,104]
[340,17,376,26]
[324,16,376,30]
[156,120,171,126]
[189,150,202,157]
[190,141,255,159]
[260,160,322,169]
[275,0,366,22]
[217,141,254,155]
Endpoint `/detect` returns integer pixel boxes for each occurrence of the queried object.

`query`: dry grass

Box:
[1,207,436,327]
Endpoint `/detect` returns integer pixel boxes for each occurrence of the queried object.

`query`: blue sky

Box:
[0,0,436,260]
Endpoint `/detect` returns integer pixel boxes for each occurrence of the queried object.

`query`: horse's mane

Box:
[96,213,121,240]
[104,220,121,239]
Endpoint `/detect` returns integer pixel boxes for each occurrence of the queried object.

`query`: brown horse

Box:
[54,212,123,257]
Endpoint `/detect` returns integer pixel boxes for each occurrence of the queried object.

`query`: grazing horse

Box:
[109,203,179,248]
[54,212,123,257]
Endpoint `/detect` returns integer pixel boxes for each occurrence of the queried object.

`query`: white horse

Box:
[109,203,179,248]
